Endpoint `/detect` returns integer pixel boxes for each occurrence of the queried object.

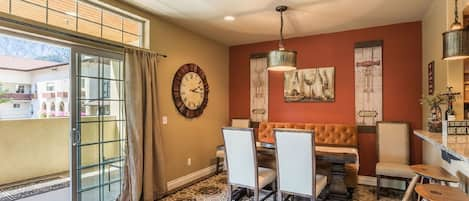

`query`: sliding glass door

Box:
[70,47,126,201]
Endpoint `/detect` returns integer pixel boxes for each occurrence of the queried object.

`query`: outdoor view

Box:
[0,34,125,201]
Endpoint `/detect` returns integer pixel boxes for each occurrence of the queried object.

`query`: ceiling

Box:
[124,0,432,46]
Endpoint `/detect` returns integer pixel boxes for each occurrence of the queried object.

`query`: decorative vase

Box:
[428,104,442,132]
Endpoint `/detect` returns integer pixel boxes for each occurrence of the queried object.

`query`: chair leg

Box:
[273,181,277,201]
[376,175,381,200]
[254,189,259,201]
[216,157,221,175]
[278,192,282,201]
[227,185,232,201]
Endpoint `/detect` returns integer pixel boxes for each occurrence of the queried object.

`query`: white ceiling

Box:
[124,0,432,46]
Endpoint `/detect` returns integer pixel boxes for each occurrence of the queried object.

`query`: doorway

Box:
[0,30,126,201]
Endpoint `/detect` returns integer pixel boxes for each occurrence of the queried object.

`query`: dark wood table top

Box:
[256,144,357,164]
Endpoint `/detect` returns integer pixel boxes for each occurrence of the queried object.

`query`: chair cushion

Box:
[258,167,276,188]
[316,174,328,198]
[376,162,415,178]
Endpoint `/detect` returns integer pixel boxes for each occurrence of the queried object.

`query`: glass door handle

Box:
[72,128,80,146]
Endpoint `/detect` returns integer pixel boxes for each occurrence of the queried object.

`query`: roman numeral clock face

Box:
[172,64,209,118]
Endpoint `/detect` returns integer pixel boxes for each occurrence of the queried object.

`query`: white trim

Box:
[167,165,217,191]
[358,176,406,190]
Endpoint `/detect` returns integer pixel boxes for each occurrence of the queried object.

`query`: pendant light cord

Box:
[455,0,459,24]
[279,10,285,50]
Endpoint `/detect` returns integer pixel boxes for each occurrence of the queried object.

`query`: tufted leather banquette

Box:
[258,122,358,147]
[257,122,359,188]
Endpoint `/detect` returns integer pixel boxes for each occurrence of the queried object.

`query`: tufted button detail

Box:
[257,121,357,146]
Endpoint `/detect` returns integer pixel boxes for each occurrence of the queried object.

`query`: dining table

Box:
[230,142,357,201]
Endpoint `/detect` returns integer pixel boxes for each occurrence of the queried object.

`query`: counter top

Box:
[414,130,469,164]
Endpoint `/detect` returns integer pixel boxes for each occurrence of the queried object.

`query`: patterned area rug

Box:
[161,174,403,201]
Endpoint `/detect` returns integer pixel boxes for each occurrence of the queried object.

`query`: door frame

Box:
[0,26,125,201]
[70,46,124,201]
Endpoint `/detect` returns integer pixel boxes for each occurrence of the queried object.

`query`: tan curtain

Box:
[119,48,167,201]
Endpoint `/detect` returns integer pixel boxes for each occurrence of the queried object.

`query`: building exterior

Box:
[0,56,70,119]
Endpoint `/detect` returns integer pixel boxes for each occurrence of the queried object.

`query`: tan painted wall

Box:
[94,1,230,181]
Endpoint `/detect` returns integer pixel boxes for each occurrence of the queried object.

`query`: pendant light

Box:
[443,0,469,60]
[267,5,297,71]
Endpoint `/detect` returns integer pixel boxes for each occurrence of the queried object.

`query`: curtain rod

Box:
[0,15,168,58]
[123,45,168,58]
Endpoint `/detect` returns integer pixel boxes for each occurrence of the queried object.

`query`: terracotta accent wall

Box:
[229,22,422,176]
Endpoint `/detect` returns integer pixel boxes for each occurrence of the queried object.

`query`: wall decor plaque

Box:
[354,40,383,126]
[250,57,268,122]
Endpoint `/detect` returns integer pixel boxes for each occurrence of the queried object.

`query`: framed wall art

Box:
[250,56,268,122]
[354,40,383,126]
[284,67,335,102]
[428,61,435,95]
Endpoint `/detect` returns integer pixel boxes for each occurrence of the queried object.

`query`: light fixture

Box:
[223,16,235,21]
[443,0,469,60]
[267,5,297,71]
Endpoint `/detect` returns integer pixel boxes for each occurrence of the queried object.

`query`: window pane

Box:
[103,10,122,30]
[78,19,101,38]
[24,0,46,6]
[11,0,46,23]
[123,17,140,35]
[123,33,140,47]
[48,0,76,13]
[102,27,122,43]
[78,1,101,23]
[80,187,99,201]
[80,144,99,167]
[80,122,99,144]
[0,0,9,13]
[48,10,77,31]
[79,166,100,190]
[80,54,99,77]
[102,58,123,80]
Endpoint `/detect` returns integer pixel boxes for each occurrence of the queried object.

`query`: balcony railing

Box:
[1,93,33,100]
[41,92,56,99]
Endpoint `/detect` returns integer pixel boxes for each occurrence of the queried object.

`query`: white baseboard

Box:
[358,176,406,190]
[167,165,217,191]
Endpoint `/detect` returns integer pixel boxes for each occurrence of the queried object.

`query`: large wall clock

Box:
[172,63,209,118]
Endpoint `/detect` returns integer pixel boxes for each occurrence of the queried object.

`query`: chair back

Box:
[377,122,410,164]
[222,127,257,188]
[231,119,250,128]
[274,128,315,197]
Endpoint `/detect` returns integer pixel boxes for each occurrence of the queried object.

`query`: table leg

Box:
[327,162,350,201]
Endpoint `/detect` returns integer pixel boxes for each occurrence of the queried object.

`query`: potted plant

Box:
[420,95,446,132]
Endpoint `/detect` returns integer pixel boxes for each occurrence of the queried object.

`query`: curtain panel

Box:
[119,48,167,201]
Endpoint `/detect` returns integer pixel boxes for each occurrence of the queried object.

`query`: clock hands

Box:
[190,87,204,94]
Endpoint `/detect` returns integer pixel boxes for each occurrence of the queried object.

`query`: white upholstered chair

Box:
[376,122,415,200]
[216,119,251,174]
[274,129,328,201]
[222,127,276,201]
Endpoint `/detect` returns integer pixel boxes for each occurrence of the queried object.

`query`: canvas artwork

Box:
[250,57,268,122]
[284,67,335,102]
[354,41,383,126]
